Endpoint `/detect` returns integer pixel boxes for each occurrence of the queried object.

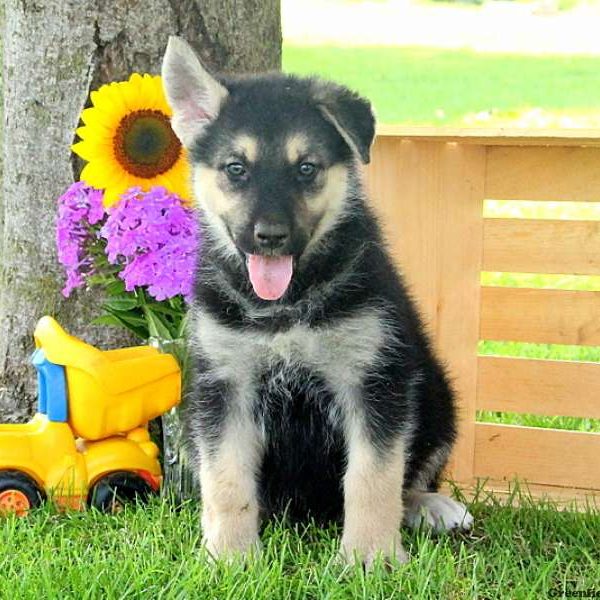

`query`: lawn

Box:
[1,493,598,598]
[283,46,600,126]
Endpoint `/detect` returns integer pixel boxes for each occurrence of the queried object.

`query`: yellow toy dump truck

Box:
[0,316,180,516]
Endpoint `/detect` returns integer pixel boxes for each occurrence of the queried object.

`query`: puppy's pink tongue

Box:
[247,254,293,301]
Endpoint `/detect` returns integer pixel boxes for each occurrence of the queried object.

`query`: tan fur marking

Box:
[285,133,310,163]
[302,164,349,255]
[341,432,408,567]
[193,164,246,258]
[200,418,263,558]
[194,165,237,216]
[232,134,259,163]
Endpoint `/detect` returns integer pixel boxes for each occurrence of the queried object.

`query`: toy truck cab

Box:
[0,317,180,515]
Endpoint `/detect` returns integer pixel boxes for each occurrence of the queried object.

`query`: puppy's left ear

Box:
[313,82,376,164]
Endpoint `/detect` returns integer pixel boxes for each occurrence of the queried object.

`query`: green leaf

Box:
[143,306,175,340]
[118,314,147,327]
[105,280,127,296]
[103,297,139,312]
[145,303,182,318]
[177,314,189,339]
[91,315,125,328]
[96,310,148,340]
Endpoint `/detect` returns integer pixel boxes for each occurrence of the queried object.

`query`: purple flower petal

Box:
[101,186,199,301]
[56,182,106,296]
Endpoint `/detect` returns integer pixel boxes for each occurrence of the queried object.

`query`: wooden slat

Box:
[376,125,600,147]
[477,356,600,419]
[483,218,600,275]
[366,137,486,482]
[474,423,600,490]
[441,480,600,511]
[480,286,600,346]
[486,146,600,201]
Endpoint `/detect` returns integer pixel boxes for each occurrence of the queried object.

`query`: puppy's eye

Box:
[297,162,317,181]
[225,162,248,180]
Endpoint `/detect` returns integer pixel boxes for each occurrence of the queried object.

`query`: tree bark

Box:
[0,0,281,422]
[0,0,4,248]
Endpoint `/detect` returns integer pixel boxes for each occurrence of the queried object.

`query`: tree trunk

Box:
[0,0,281,422]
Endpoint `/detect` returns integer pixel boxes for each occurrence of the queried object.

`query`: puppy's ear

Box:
[161,36,228,148]
[313,81,376,164]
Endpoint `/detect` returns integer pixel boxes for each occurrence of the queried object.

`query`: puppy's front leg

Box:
[341,429,408,568]
[200,416,263,560]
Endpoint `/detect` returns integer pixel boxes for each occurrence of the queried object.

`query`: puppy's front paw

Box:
[201,509,262,562]
[340,532,409,569]
[202,529,262,562]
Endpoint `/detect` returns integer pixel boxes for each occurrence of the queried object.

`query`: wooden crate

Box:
[365,126,600,505]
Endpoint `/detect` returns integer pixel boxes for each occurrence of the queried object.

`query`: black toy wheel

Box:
[88,471,154,513]
[0,470,45,516]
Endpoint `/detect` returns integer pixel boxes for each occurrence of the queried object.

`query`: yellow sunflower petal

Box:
[104,83,131,114]
[74,133,113,158]
[90,89,116,113]
[80,161,111,188]
[75,126,88,139]
[154,173,173,190]
[119,74,147,111]
[81,107,101,126]
[76,123,112,145]
[72,141,90,160]
[81,106,120,132]
[128,73,144,89]
[166,163,193,203]
[138,75,160,111]
[102,186,124,208]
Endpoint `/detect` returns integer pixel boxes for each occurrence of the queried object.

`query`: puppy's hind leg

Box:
[403,446,473,533]
[403,489,473,533]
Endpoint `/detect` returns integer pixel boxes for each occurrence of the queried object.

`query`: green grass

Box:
[283,46,600,126]
[1,494,598,598]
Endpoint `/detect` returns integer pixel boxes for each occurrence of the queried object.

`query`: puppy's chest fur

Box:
[194,308,386,406]
[193,309,387,521]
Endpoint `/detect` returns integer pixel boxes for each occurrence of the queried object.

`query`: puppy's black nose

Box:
[254,221,290,250]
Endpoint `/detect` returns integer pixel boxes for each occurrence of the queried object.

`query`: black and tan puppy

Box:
[161,37,473,567]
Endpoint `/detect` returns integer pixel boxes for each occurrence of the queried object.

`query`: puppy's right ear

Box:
[161,36,228,149]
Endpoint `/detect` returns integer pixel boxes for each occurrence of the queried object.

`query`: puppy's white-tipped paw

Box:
[404,492,474,533]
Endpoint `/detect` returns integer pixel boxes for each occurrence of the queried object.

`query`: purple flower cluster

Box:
[100,187,199,301]
[56,182,105,297]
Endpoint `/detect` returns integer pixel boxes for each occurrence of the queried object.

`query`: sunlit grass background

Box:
[283,46,600,127]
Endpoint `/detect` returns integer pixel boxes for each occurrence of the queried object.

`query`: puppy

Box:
[161,37,473,567]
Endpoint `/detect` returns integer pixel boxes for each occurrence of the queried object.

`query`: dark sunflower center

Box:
[114,109,181,178]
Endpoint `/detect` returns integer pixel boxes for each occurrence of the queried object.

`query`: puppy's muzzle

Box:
[254,221,290,253]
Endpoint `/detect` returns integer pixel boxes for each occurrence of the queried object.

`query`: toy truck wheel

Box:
[0,470,46,517]
[88,471,154,513]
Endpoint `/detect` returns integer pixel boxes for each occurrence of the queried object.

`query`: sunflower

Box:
[72,73,190,207]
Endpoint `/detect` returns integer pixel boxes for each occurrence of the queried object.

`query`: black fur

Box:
[182,73,457,524]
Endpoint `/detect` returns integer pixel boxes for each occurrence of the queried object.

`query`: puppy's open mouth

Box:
[246,254,294,301]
